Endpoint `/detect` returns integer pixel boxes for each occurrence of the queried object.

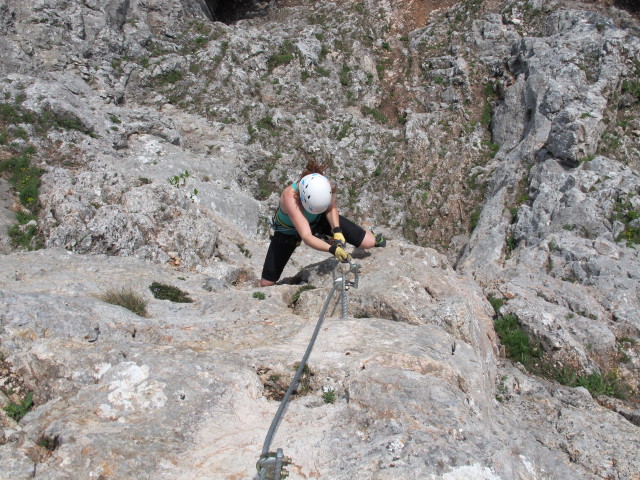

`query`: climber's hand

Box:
[329,244,352,263]
[332,227,346,247]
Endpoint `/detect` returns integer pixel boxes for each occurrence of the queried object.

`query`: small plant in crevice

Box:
[98,287,148,317]
[149,282,193,303]
[257,364,314,401]
[290,285,316,306]
[470,206,481,233]
[167,170,190,187]
[153,70,184,86]
[37,435,59,452]
[237,242,252,257]
[231,268,253,287]
[487,295,504,314]
[495,375,509,403]
[3,392,33,422]
[267,40,297,73]
[361,106,387,123]
[253,291,266,300]
[504,233,518,258]
[612,196,640,246]
[322,387,336,404]
[292,362,313,396]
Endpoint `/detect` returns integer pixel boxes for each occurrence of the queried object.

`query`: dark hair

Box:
[301,158,327,178]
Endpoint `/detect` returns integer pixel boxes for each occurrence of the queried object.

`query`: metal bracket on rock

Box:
[256,449,291,480]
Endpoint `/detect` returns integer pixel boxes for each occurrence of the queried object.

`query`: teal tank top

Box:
[273,181,321,235]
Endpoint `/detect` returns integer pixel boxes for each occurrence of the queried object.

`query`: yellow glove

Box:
[329,244,352,263]
[332,228,346,247]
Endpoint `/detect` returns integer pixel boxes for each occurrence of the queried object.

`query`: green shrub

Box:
[470,207,481,232]
[487,295,504,314]
[621,79,640,101]
[339,65,352,86]
[481,101,493,126]
[492,307,631,399]
[613,197,640,245]
[361,106,386,123]
[0,151,44,213]
[268,41,296,72]
[156,70,184,85]
[37,435,58,451]
[494,313,542,364]
[3,392,33,422]
[98,287,148,316]
[253,291,266,300]
[8,219,43,250]
[149,282,193,303]
[256,116,277,132]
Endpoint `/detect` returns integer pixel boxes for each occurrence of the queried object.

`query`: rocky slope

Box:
[0,0,639,479]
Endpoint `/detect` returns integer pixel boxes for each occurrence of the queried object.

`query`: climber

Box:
[260,160,386,287]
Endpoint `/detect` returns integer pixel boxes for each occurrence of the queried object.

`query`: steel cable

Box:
[260,280,340,458]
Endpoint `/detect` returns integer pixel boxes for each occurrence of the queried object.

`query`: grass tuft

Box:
[98,287,148,316]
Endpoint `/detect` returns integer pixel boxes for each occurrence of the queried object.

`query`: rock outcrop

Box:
[0,0,638,479]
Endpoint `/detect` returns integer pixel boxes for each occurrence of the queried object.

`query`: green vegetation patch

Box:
[8,213,43,250]
[267,40,297,72]
[0,148,43,212]
[0,97,100,251]
[494,312,542,364]
[622,81,640,101]
[150,282,193,303]
[490,296,632,399]
[3,392,33,422]
[553,368,629,398]
[153,70,185,86]
[613,196,640,245]
[339,64,352,87]
[361,106,386,123]
[1,100,93,138]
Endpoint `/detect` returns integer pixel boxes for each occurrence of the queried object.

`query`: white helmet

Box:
[299,174,332,214]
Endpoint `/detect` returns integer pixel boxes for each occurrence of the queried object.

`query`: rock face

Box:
[0,246,635,480]
[457,3,640,376]
[0,0,639,479]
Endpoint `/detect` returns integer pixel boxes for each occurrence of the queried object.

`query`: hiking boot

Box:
[374,232,386,247]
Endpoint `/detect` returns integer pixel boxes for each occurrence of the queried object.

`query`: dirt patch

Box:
[257,364,314,401]
[397,0,461,33]
[0,358,27,397]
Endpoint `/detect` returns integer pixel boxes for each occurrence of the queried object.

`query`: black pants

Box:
[261,214,366,283]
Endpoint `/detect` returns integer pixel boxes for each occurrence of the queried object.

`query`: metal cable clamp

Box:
[256,449,291,480]
[334,260,359,319]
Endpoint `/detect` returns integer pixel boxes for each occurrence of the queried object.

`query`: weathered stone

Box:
[0,1,639,479]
